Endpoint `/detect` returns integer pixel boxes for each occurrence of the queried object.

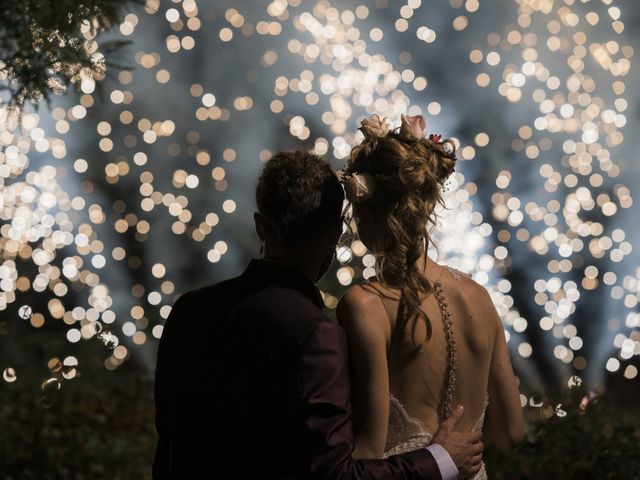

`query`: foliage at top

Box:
[0,0,138,108]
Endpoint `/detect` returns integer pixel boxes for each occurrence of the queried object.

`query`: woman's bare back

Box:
[337,256,523,459]
[363,259,497,434]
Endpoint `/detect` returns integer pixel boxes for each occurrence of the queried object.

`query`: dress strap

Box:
[444,265,471,282]
[433,281,457,420]
[376,293,396,328]
[377,292,400,354]
[359,283,397,351]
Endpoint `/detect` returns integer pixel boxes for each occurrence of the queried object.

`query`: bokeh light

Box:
[1,0,638,405]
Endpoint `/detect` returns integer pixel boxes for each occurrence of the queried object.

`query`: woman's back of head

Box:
[343,114,457,353]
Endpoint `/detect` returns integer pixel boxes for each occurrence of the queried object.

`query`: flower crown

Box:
[342,114,452,204]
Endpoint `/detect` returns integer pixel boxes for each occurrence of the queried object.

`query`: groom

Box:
[153,151,483,479]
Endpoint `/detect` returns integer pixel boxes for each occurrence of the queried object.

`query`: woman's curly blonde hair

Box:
[345,125,457,355]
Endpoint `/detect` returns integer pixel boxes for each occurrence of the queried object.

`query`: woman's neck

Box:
[415,254,444,283]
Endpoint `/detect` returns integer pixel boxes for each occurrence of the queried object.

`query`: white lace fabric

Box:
[383,393,488,479]
[383,393,434,458]
[382,265,488,480]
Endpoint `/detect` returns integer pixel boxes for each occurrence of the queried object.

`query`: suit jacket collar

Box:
[242,258,325,309]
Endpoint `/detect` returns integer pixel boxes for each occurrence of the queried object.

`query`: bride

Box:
[337,114,524,478]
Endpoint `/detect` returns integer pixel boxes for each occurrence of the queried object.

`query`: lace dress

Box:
[382,266,489,480]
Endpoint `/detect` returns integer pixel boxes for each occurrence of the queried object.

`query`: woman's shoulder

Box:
[341,279,399,305]
[438,264,495,309]
[336,282,392,336]
[338,282,384,314]
[439,263,478,288]
[438,264,503,334]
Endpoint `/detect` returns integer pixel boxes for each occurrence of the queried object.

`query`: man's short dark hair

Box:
[256,151,344,245]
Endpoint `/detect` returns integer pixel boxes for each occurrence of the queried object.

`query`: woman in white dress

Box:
[337,114,524,478]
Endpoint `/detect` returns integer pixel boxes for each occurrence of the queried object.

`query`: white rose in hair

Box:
[359,114,389,139]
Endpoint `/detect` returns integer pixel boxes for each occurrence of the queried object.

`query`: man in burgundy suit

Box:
[153,151,483,479]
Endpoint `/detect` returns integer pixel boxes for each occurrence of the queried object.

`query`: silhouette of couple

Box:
[154,115,523,479]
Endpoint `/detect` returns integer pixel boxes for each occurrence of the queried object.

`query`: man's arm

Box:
[294,320,443,480]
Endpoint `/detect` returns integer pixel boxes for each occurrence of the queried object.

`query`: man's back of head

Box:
[255,150,344,248]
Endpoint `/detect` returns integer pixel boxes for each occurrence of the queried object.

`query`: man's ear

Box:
[320,221,342,250]
[254,211,265,242]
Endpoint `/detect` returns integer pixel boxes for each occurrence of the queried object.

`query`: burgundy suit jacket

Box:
[153,259,441,479]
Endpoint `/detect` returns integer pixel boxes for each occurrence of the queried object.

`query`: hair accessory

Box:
[399,114,426,140]
[359,114,389,139]
[343,172,376,203]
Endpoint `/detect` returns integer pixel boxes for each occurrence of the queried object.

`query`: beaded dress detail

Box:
[382,266,488,480]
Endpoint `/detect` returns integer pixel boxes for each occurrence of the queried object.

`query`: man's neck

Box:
[262,252,319,284]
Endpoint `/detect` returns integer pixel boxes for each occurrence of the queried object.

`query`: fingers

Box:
[467,431,483,443]
[465,451,482,468]
[451,404,464,421]
[459,453,483,478]
[441,404,464,430]
[457,430,482,447]
[469,439,483,456]
[459,465,481,479]
[460,461,482,478]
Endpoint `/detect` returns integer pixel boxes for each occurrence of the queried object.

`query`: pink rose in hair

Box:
[400,114,426,140]
[359,114,388,139]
